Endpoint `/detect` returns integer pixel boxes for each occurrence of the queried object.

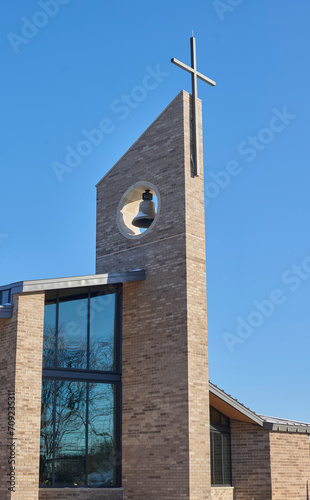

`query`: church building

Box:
[0,40,309,500]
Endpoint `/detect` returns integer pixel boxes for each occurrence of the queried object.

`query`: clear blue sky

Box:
[1,0,310,423]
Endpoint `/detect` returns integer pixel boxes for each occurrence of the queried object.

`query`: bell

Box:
[132,190,156,228]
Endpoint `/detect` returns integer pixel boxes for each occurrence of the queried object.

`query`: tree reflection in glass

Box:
[88,383,116,486]
[58,297,88,369]
[89,292,116,371]
[41,288,120,488]
[40,379,54,485]
[54,380,86,486]
[43,303,56,367]
[40,380,118,487]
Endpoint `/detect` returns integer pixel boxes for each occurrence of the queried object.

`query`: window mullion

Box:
[41,286,122,489]
[85,382,89,486]
[52,379,56,486]
[55,293,59,367]
[221,433,224,485]
[211,432,215,485]
[87,290,90,370]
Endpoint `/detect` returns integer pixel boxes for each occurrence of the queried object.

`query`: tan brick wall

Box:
[211,486,234,500]
[0,292,45,500]
[0,306,18,500]
[96,91,210,499]
[39,488,124,500]
[184,95,210,498]
[14,292,45,500]
[269,431,310,499]
[230,420,272,500]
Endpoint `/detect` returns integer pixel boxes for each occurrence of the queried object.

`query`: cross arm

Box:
[171,58,216,87]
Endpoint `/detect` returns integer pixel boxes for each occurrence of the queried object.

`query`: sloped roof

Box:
[260,415,310,433]
[210,382,310,435]
[210,382,264,425]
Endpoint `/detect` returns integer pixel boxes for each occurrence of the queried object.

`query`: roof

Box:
[210,382,310,435]
[0,304,13,319]
[0,270,145,318]
[260,415,310,433]
[210,382,263,426]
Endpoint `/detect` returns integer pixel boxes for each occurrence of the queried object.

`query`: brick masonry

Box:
[231,420,272,500]
[0,305,17,500]
[39,488,124,500]
[231,419,310,499]
[1,90,309,500]
[96,90,211,500]
[211,487,234,500]
[269,431,310,499]
[0,292,45,500]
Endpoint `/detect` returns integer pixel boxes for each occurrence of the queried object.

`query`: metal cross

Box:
[171,37,216,177]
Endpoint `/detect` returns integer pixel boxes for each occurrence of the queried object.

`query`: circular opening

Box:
[117,181,160,239]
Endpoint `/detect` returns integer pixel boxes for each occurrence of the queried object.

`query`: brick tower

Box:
[96,90,211,499]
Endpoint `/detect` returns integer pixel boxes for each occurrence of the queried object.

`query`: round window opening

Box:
[117,182,160,239]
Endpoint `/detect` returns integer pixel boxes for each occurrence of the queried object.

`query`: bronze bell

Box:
[132,190,156,228]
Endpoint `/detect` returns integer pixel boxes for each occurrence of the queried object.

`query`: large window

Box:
[210,407,232,486]
[40,286,122,488]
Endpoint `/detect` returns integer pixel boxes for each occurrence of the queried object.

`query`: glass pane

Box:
[213,432,223,484]
[58,297,87,369]
[210,433,214,485]
[222,433,232,485]
[89,292,117,371]
[88,383,117,486]
[40,379,54,485]
[43,303,56,367]
[1,289,10,304]
[54,380,86,486]
[220,414,229,427]
[210,407,221,425]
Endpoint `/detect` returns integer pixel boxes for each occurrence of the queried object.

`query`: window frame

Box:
[0,288,11,305]
[210,406,232,487]
[40,284,122,489]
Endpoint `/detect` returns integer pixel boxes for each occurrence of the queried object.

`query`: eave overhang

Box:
[210,382,264,426]
[261,415,310,435]
[0,270,146,319]
[0,270,145,295]
[210,382,310,434]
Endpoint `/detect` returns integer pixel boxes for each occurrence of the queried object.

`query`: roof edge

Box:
[261,415,310,435]
[210,382,310,434]
[1,270,146,295]
[209,382,264,426]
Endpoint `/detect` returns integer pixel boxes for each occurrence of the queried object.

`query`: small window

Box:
[210,407,232,486]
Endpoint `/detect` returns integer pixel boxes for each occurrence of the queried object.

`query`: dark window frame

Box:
[210,406,232,487]
[0,288,11,305]
[40,284,122,489]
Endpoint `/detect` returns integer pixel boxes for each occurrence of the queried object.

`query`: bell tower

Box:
[96,87,211,499]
